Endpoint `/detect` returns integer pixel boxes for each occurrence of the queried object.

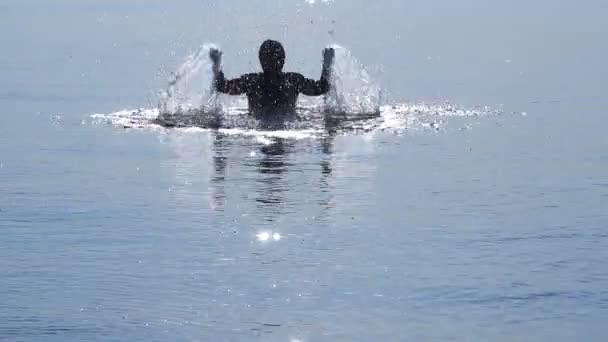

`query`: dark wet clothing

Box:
[214,70,330,116]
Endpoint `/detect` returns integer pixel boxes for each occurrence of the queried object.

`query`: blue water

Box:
[1,1,608,341]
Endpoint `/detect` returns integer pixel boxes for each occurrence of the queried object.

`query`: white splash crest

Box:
[326,44,382,115]
[158,44,219,114]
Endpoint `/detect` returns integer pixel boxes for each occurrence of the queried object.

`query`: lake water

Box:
[1,1,607,341]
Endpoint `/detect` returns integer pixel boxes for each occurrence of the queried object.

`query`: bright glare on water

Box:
[1,1,607,341]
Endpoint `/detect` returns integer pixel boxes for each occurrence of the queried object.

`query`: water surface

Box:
[1,1,607,341]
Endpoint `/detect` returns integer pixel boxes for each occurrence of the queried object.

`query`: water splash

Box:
[90,43,500,138]
[325,45,382,116]
[158,44,218,114]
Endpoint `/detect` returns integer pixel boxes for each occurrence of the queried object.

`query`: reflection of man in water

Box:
[210,40,334,116]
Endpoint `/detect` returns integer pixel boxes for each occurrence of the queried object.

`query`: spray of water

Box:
[157,44,218,114]
[325,44,382,116]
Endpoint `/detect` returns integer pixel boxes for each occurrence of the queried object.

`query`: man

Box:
[210,40,334,116]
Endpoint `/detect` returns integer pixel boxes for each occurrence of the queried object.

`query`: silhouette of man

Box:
[210,40,334,116]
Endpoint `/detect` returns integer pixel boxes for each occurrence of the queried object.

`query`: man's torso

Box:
[242,72,304,115]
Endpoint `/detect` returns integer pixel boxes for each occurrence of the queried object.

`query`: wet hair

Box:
[259,40,285,72]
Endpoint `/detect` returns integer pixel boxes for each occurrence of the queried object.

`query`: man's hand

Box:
[209,48,222,73]
[323,48,335,69]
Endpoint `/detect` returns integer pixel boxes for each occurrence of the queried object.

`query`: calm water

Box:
[1,1,608,341]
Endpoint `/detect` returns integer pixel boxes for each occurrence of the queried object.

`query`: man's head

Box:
[259,40,285,73]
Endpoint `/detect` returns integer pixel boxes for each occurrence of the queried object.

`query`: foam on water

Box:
[90,102,498,140]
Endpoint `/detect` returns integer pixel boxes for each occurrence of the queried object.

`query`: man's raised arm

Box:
[301,48,334,96]
[210,48,249,95]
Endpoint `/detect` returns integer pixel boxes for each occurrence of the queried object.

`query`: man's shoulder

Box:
[284,72,305,81]
[241,73,261,81]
